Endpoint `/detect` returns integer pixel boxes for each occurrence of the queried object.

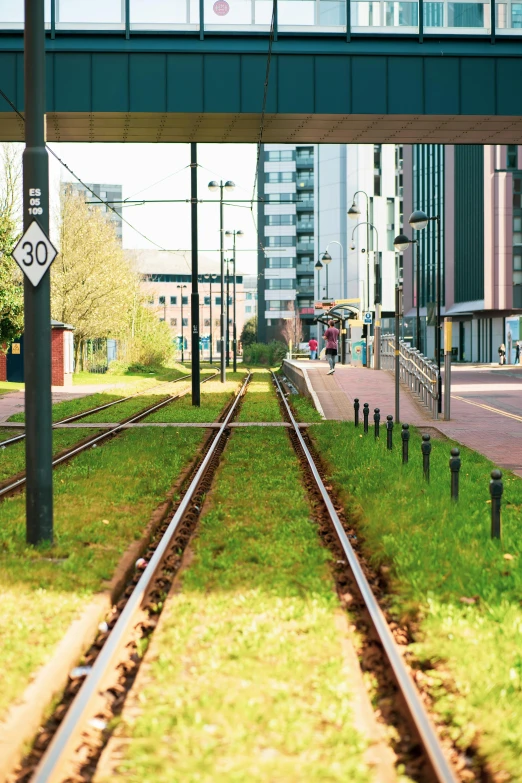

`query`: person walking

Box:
[308,336,318,360]
[323,319,339,375]
[498,343,506,365]
[516,341,521,365]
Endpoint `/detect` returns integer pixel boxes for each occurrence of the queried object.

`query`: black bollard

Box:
[489,469,503,539]
[374,408,380,439]
[421,433,431,482]
[354,398,360,427]
[363,403,369,434]
[401,424,410,464]
[386,415,393,450]
[449,447,461,502]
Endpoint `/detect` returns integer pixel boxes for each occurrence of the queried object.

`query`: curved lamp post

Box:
[208,179,235,382]
[176,284,188,362]
[225,229,244,372]
[348,190,370,311]
[321,240,345,300]
[351,221,381,370]
[394,232,421,354]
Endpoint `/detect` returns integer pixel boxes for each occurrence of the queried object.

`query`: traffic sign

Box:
[12,221,58,287]
[363,311,373,325]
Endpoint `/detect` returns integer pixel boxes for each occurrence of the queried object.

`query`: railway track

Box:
[271,370,458,783]
[0,373,195,449]
[17,372,251,783]
[0,371,218,499]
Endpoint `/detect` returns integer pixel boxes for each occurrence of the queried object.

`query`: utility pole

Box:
[190,143,200,406]
[226,258,230,367]
[24,0,53,544]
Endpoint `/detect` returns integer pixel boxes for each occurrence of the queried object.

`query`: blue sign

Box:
[363,311,373,325]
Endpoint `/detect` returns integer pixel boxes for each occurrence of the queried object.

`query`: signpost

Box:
[23,0,54,544]
[363,311,373,325]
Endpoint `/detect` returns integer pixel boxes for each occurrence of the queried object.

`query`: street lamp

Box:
[348,190,370,310]
[351,221,381,370]
[320,250,333,300]
[393,232,421,354]
[208,179,235,382]
[225,229,244,372]
[176,284,187,362]
[203,273,217,364]
[322,240,345,299]
[409,209,442,414]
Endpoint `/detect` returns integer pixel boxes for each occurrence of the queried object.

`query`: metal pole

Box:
[226,259,230,367]
[395,285,400,423]
[444,317,451,420]
[181,292,184,362]
[220,184,226,383]
[24,0,53,545]
[209,279,213,365]
[374,232,381,370]
[366,195,370,368]
[436,216,442,413]
[190,143,200,406]
[415,236,421,354]
[233,235,237,373]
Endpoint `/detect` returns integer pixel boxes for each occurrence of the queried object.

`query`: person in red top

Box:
[308,337,318,360]
[323,319,339,375]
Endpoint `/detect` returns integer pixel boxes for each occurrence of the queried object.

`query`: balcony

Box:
[296,156,315,169]
[296,285,315,296]
[297,221,314,232]
[296,264,315,274]
[296,242,314,254]
[296,200,315,211]
[296,177,314,191]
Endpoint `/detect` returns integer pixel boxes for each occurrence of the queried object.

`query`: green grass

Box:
[145,373,246,423]
[72,363,189,387]
[237,368,283,422]
[0,429,102,481]
[106,427,371,783]
[78,394,170,424]
[0,426,204,720]
[0,427,24,443]
[8,392,125,424]
[0,381,24,395]
[311,421,522,779]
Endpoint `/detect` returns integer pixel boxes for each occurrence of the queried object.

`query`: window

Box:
[267,236,295,247]
[512,3,522,26]
[246,292,253,300]
[267,193,294,202]
[266,214,295,226]
[266,256,294,268]
[424,2,444,25]
[387,198,395,251]
[182,318,188,327]
[216,297,221,305]
[246,306,252,313]
[374,144,382,197]
[159,296,166,305]
[204,318,211,326]
[508,145,518,170]
[267,278,295,289]
[204,296,211,305]
[170,296,177,305]
[296,146,314,160]
[266,150,294,161]
[267,172,295,183]
[170,318,177,326]
[514,216,522,245]
[297,276,314,287]
[182,296,188,305]
[514,177,522,209]
[447,3,484,26]
[267,300,293,311]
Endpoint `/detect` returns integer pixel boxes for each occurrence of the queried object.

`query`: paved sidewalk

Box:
[0,389,96,423]
[299,360,522,477]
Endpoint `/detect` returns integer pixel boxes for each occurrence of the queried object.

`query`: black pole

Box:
[233,237,237,373]
[373,407,380,438]
[490,469,503,539]
[24,0,53,545]
[190,143,200,406]
[395,285,400,423]
[220,184,225,383]
[421,433,431,482]
[436,216,442,413]
[449,447,461,502]
[226,259,230,367]
[415,236,421,354]
[209,278,213,365]
[180,292,184,362]
[401,423,409,464]
[386,415,393,450]
[363,402,369,433]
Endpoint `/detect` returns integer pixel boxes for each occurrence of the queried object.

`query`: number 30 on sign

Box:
[12,221,58,288]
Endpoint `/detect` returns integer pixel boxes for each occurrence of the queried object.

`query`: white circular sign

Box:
[213,1,230,16]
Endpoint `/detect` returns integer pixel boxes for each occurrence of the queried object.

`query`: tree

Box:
[0,144,24,346]
[51,187,137,368]
[279,308,304,347]
[240,316,257,347]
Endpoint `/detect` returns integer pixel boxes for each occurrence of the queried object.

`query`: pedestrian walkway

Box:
[0,389,93,423]
[285,359,522,477]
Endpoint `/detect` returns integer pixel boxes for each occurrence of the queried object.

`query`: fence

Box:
[381,335,439,420]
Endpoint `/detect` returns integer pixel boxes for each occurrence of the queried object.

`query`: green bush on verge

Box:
[242,341,286,366]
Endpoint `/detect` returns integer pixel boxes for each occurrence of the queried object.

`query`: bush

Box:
[242,341,287,366]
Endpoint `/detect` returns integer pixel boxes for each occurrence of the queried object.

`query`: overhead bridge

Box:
[1,0,522,143]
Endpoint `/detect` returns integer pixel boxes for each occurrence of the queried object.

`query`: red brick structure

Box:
[0,351,6,381]
[0,321,74,386]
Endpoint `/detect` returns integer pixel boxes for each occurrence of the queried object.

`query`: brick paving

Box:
[301,360,522,478]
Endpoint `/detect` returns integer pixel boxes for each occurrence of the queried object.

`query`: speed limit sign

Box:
[12,221,58,287]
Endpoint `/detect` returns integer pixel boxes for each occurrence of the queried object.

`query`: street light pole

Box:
[190,142,200,407]
[24,0,53,544]
[351,222,381,370]
[225,258,230,367]
[177,284,187,362]
[208,180,235,383]
[225,229,243,373]
[321,241,345,300]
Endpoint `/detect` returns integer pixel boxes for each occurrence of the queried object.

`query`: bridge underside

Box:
[2,112,522,144]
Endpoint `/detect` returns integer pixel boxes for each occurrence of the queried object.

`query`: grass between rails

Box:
[237,368,283,422]
[0,426,205,721]
[105,426,371,783]
[8,393,125,424]
[72,363,189,387]
[0,429,102,482]
[311,421,522,780]
[145,372,246,423]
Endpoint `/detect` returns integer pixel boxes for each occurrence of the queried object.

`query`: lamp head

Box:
[350,242,356,251]
[315,260,323,269]
[394,232,413,251]
[225,230,232,236]
[409,210,429,230]
[348,201,361,220]
[321,251,332,264]
[224,180,235,191]
[237,230,244,236]
[208,180,219,192]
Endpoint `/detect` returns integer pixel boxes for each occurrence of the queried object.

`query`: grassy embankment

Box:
[104,424,372,783]
[311,421,522,780]
[0,375,243,722]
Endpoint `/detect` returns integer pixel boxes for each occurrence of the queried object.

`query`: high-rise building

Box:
[402,144,522,362]
[65,181,123,243]
[257,143,403,344]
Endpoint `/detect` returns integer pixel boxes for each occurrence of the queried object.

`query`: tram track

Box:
[0,372,219,500]
[13,372,250,783]
[272,370,459,783]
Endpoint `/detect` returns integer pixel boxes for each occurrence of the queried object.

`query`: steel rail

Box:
[0,373,194,448]
[271,371,458,783]
[30,371,251,783]
[0,372,219,498]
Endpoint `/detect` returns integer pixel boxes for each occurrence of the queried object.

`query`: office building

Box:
[65,181,123,243]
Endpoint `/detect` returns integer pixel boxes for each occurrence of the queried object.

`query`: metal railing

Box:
[381,335,439,420]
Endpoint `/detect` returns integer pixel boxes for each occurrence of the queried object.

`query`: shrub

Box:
[243,341,286,366]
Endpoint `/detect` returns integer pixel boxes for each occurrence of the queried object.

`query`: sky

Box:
[47,142,260,276]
